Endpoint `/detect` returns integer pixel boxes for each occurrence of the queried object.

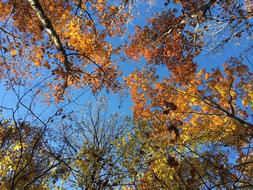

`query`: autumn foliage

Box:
[0,0,253,189]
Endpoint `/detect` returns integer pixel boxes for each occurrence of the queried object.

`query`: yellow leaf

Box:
[81,4,86,10]
[34,60,41,66]
[13,143,21,151]
[10,49,17,56]
[242,98,248,106]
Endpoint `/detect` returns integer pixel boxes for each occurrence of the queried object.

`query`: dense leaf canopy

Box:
[0,0,252,189]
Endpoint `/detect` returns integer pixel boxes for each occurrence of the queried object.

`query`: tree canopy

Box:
[0,0,252,189]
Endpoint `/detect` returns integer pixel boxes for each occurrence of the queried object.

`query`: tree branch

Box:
[27,0,71,73]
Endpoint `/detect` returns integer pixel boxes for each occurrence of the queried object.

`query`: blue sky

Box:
[0,0,252,124]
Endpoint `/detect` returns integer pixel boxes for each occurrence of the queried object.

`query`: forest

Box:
[0,0,252,189]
